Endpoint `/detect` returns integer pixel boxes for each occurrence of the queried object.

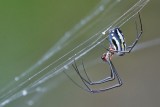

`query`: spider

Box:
[65,12,143,93]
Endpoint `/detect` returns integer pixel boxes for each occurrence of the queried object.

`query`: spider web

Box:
[0,0,150,107]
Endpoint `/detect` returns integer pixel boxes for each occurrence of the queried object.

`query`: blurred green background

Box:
[0,0,160,107]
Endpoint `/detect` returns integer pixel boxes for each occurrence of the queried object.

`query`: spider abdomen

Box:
[108,28,126,56]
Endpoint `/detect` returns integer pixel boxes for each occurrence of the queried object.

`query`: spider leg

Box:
[73,59,115,85]
[72,57,122,93]
[127,12,143,52]
[90,58,122,93]
[64,60,95,92]
[72,62,91,91]
[63,70,89,91]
